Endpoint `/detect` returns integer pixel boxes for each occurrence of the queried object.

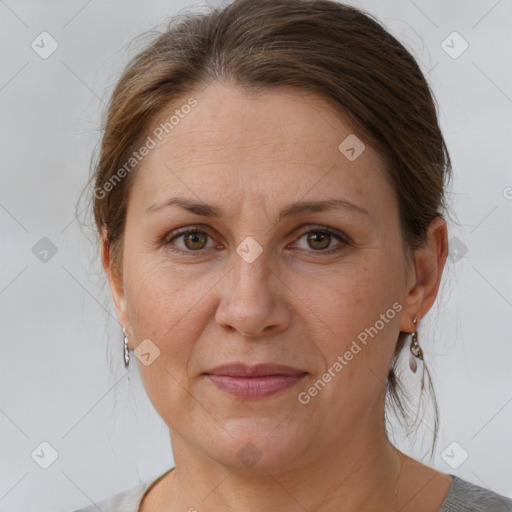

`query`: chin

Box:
[205,418,311,473]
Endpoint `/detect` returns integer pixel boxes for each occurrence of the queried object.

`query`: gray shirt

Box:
[72,469,512,511]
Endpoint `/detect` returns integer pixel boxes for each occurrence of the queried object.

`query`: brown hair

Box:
[84,0,451,454]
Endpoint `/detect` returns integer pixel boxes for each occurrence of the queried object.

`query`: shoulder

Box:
[70,481,150,512]
[439,475,512,512]
[70,469,174,512]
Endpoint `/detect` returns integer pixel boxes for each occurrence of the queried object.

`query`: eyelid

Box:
[165,224,215,239]
[293,224,351,242]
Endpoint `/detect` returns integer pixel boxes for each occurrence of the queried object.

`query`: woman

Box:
[75,0,512,510]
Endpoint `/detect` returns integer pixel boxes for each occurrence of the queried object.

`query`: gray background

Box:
[1,0,511,510]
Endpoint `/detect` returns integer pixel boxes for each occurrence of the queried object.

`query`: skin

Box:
[103,81,451,511]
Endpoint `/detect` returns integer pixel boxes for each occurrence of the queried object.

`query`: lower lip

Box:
[205,374,307,398]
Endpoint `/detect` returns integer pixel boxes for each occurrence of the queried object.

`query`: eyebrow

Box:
[145,197,369,219]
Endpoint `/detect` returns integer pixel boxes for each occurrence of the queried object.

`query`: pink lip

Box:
[204,363,308,399]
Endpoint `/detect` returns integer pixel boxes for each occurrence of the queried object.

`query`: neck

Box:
[163,423,404,512]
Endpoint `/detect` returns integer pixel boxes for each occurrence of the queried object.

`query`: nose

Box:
[215,251,292,338]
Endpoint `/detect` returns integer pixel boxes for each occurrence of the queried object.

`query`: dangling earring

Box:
[409,316,423,373]
[123,327,130,368]
[409,316,425,392]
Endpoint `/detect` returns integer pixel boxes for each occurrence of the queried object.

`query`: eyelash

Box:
[162,225,349,257]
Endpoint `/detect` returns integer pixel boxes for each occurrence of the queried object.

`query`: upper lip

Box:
[204,363,308,377]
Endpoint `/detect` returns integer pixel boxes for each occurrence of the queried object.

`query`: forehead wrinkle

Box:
[169,134,305,155]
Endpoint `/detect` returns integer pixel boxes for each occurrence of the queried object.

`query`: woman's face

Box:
[107,82,436,471]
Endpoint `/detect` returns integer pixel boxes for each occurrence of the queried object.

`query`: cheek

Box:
[308,260,402,345]
[124,252,204,336]
[302,270,402,416]
[123,254,225,383]
[123,259,208,423]
[301,253,405,407]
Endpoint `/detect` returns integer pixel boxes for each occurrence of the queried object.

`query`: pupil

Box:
[308,232,329,249]
[186,232,205,250]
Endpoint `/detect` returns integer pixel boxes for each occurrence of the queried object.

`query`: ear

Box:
[399,216,448,331]
[101,231,131,342]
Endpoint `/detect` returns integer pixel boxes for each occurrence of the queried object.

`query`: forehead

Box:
[130,82,394,217]
[151,82,370,158]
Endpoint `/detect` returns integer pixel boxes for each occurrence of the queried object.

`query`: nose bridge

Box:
[215,240,290,337]
[231,241,273,299]
[230,194,273,287]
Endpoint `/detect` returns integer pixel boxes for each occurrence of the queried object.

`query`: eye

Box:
[165,228,216,253]
[292,227,347,255]
[163,225,348,256]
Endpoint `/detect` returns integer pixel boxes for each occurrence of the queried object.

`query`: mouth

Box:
[203,363,308,399]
